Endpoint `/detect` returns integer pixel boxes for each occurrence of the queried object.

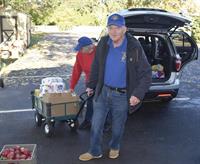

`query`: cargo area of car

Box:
[132,34,173,82]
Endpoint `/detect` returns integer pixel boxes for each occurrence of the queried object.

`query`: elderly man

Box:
[79,13,152,161]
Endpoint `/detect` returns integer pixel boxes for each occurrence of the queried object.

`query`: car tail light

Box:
[176,59,181,71]
[175,54,182,72]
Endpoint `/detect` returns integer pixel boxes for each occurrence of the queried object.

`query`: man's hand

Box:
[129,96,140,106]
[86,88,94,96]
[69,88,74,93]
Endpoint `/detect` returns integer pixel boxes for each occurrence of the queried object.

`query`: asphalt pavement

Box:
[0,96,200,164]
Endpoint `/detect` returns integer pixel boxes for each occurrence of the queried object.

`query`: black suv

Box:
[100,8,198,112]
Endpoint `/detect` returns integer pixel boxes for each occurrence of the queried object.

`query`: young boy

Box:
[69,36,96,129]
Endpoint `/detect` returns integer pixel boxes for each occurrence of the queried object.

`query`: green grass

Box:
[29,33,45,48]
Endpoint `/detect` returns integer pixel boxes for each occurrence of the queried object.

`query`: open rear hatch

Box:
[118,8,192,82]
[119,8,191,34]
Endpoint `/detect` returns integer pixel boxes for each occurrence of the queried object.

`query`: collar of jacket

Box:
[101,32,140,63]
[104,32,139,50]
[126,33,140,51]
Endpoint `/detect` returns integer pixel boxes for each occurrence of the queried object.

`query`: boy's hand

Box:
[69,88,74,93]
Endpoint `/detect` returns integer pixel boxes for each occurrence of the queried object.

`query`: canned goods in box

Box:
[34,89,40,97]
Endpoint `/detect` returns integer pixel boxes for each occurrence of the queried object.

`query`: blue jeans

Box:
[88,85,128,156]
[85,95,111,124]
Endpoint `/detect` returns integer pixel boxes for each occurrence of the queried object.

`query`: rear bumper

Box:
[149,78,180,91]
[144,79,180,102]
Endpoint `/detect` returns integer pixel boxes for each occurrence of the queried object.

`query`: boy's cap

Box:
[107,13,125,27]
[74,37,93,51]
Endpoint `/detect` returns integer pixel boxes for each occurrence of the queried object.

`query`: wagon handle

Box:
[79,91,94,102]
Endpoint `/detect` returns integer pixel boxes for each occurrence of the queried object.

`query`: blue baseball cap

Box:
[107,13,125,27]
[74,37,93,51]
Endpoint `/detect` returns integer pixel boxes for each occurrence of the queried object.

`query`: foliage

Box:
[191,16,200,43]
[49,0,118,29]
[5,0,200,42]
[6,0,61,25]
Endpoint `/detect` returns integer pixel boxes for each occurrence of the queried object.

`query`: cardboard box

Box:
[50,102,79,117]
[35,92,80,117]
[42,92,79,104]
[0,144,37,164]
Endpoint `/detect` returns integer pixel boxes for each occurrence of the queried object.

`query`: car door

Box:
[171,31,198,70]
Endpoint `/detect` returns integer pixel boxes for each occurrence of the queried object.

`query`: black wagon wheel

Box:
[0,78,4,88]
[34,111,43,127]
[44,122,54,137]
[68,119,79,132]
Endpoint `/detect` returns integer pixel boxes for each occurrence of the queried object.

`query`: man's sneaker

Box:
[109,149,119,159]
[79,152,102,161]
[78,120,91,129]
